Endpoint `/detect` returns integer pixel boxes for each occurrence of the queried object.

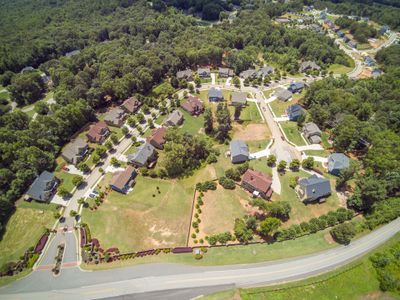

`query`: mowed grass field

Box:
[82,166,215,252]
[178,108,204,136]
[280,121,307,146]
[0,202,57,267]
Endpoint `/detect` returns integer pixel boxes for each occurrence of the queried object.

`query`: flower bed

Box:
[172,247,193,254]
[80,227,87,247]
[34,233,49,253]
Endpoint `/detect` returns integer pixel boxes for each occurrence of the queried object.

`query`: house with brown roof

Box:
[86,121,110,144]
[109,166,137,194]
[181,96,204,116]
[121,96,141,114]
[147,127,167,149]
[241,169,273,199]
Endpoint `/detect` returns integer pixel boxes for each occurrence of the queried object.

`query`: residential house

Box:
[219,67,234,78]
[348,41,357,49]
[109,166,137,194]
[208,87,223,102]
[296,175,331,203]
[128,142,157,168]
[364,56,375,67]
[276,18,290,24]
[40,73,51,84]
[276,89,293,101]
[379,25,390,35]
[337,30,345,38]
[303,122,322,144]
[257,66,274,77]
[343,35,351,43]
[299,61,321,73]
[310,24,323,34]
[26,171,58,202]
[21,66,35,73]
[146,127,167,149]
[65,50,80,57]
[320,11,327,20]
[121,96,141,114]
[176,69,193,81]
[197,67,211,78]
[230,140,249,163]
[288,82,304,93]
[241,169,273,200]
[164,110,184,127]
[287,104,305,121]
[372,68,382,78]
[239,69,257,80]
[181,96,204,116]
[328,153,350,176]
[61,138,88,164]
[86,121,110,144]
[231,92,247,106]
[104,107,127,127]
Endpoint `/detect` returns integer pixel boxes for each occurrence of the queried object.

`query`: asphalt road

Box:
[1,218,398,300]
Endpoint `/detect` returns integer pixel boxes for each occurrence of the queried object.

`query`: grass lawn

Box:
[321,132,332,149]
[263,89,274,99]
[280,121,307,146]
[0,202,57,267]
[249,157,273,177]
[328,64,353,75]
[0,90,10,101]
[178,108,204,136]
[303,149,330,158]
[269,99,293,117]
[110,126,124,140]
[239,102,262,124]
[237,233,400,300]
[25,109,36,119]
[276,170,341,226]
[82,229,335,270]
[155,113,166,125]
[55,170,76,193]
[247,140,270,153]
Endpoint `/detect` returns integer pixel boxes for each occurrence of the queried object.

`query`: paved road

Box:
[1,218,398,299]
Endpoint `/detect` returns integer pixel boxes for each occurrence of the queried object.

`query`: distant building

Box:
[379,25,390,35]
[287,104,305,121]
[348,41,357,49]
[86,121,110,144]
[239,69,257,80]
[121,96,141,114]
[104,107,127,128]
[164,110,184,127]
[61,138,88,165]
[26,171,58,202]
[299,61,321,73]
[231,92,247,106]
[197,67,211,78]
[241,169,273,200]
[230,140,249,164]
[303,122,322,144]
[257,66,274,77]
[128,142,157,168]
[21,66,35,73]
[328,153,350,176]
[372,68,382,78]
[276,89,293,101]
[181,96,204,116]
[146,127,167,150]
[208,87,223,102]
[364,56,375,67]
[65,50,81,57]
[219,67,234,78]
[109,166,137,194]
[288,82,304,93]
[297,175,331,203]
[176,69,193,81]
[337,31,345,38]
[320,11,327,20]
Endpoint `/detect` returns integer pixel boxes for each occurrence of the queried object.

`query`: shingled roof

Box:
[242,169,272,194]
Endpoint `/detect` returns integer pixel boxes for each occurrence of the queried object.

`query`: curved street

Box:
[1,218,399,299]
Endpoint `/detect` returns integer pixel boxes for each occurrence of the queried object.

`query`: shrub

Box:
[219,177,236,189]
[194,253,203,260]
[191,233,197,239]
[196,181,217,192]
[330,222,356,245]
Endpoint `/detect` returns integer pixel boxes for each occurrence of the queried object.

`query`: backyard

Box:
[280,121,307,146]
[178,108,204,136]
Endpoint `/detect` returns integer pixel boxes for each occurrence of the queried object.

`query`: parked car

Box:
[89,193,96,198]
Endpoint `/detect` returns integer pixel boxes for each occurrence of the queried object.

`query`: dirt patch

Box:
[324,232,335,244]
[233,123,271,141]
[358,68,372,79]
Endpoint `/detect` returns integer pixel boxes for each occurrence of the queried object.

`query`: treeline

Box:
[335,16,377,43]
[301,57,400,212]
[311,0,400,30]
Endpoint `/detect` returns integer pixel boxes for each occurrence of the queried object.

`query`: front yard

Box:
[280,121,307,146]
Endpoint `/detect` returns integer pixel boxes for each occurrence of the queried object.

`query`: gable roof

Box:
[230,140,249,158]
[303,122,321,136]
[198,67,211,76]
[231,92,247,105]
[65,50,80,57]
[176,69,192,79]
[257,66,274,77]
[328,153,350,171]
[287,104,305,119]
[208,87,223,99]
[165,110,183,126]
[26,171,56,201]
[219,67,234,76]
[242,169,272,194]
[87,121,109,142]
[300,61,321,72]
[299,175,331,200]
[239,69,256,79]
[147,127,167,146]
[121,96,141,113]
[109,166,137,191]
[104,107,126,123]
[276,89,293,101]
[62,138,87,160]
[181,96,203,113]
[128,142,155,165]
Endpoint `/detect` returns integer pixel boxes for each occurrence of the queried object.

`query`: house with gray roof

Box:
[287,104,305,121]
[61,138,88,165]
[104,107,127,127]
[230,140,249,164]
[128,142,157,168]
[276,89,293,101]
[219,68,234,78]
[239,69,257,80]
[303,122,322,144]
[164,110,184,127]
[328,153,350,176]
[288,82,304,93]
[231,92,247,106]
[296,175,331,203]
[257,66,274,77]
[208,87,223,102]
[176,69,193,81]
[299,61,321,73]
[26,171,58,202]
[197,67,211,78]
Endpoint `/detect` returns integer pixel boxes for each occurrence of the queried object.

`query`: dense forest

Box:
[0,0,349,232]
[301,44,400,212]
[311,0,400,29]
